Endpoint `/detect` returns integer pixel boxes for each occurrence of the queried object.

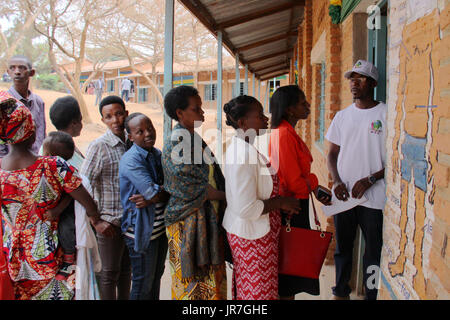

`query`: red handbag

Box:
[278,192,333,279]
[0,222,15,300]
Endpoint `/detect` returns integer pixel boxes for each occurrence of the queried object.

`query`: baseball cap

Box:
[344,60,379,82]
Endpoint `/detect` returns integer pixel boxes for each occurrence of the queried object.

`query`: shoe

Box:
[332,295,350,300]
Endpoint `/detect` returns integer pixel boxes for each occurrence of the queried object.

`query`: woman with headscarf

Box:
[162,86,227,300]
[0,91,113,300]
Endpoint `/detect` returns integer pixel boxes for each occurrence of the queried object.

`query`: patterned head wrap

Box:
[0,90,35,145]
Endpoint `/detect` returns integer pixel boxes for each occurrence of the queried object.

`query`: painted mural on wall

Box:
[382,6,440,300]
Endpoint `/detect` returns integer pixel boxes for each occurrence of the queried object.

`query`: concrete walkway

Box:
[159,259,363,300]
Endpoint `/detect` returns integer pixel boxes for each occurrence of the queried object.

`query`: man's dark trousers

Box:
[332,205,383,300]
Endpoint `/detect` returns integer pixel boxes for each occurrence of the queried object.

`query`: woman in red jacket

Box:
[269,85,332,300]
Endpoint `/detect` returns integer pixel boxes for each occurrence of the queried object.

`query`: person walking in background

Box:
[119,113,169,300]
[121,78,131,102]
[94,78,105,106]
[162,85,228,300]
[129,79,135,102]
[87,82,94,95]
[222,95,301,300]
[326,60,386,300]
[1,55,46,158]
[2,72,10,82]
[81,95,131,300]
[269,85,332,300]
[0,92,113,300]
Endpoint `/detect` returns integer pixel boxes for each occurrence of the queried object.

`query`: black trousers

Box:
[332,205,383,300]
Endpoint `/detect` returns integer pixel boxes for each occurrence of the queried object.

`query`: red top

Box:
[269,120,319,199]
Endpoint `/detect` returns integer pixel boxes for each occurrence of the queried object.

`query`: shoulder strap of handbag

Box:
[306,179,322,231]
[309,192,322,231]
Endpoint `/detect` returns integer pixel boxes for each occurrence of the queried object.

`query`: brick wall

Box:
[296,0,345,265]
[312,0,328,45]
[291,0,449,299]
[340,16,355,109]
[378,0,450,300]
[296,0,314,149]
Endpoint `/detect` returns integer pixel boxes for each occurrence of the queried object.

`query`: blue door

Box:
[368,0,388,102]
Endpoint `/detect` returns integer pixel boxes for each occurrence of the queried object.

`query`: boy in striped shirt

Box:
[119,113,169,300]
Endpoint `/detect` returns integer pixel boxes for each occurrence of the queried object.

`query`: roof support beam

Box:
[163,0,174,140]
[216,30,223,162]
[254,62,289,74]
[261,71,289,81]
[247,49,292,64]
[259,66,290,77]
[217,1,304,29]
[237,31,297,52]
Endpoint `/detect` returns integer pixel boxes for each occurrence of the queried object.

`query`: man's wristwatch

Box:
[368,174,377,185]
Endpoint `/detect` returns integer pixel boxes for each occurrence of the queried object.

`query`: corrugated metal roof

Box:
[178,0,304,80]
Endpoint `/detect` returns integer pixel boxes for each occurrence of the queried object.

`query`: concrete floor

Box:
[159,259,363,300]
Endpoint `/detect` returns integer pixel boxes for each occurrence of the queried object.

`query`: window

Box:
[368,1,387,102]
[204,84,216,101]
[317,63,326,144]
[138,88,148,102]
[269,80,281,97]
[107,80,115,92]
[231,82,244,97]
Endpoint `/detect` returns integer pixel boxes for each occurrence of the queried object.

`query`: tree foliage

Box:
[1,0,218,120]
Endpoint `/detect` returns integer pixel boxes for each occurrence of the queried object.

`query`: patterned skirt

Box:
[227,210,281,300]
[14,277,75,300]
[166,220,227,300]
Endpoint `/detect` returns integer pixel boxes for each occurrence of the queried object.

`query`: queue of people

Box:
[0,55,386,301]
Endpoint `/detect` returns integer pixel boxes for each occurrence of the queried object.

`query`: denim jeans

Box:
[332,206,383,300]
[124,234,168,300]
[121,90,129,102]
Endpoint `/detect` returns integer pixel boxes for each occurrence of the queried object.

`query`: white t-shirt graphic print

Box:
[325,103,387,210]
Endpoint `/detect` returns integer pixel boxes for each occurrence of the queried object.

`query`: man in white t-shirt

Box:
[94,78,105,106]
[325,60,386,301]
[121,78,132,102]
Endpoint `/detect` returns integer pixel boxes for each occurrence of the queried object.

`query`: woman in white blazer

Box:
[222,95,300,300]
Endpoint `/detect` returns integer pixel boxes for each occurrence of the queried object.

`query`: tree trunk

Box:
[47,45,93,123]
[132,66,163,109]
[124,53,163,109]
[72,87,91,122]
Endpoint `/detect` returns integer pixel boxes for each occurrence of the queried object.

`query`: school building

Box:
[287,0,449,299]
[59,57,288,110]
[176,0,448,300]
